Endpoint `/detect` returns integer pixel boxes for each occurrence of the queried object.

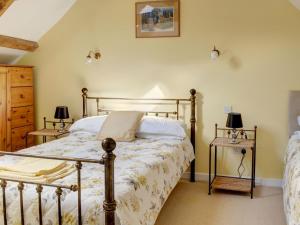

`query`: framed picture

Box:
[135,0,180,38]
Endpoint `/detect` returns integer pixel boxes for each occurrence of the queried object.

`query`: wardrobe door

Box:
[0,68,7,150]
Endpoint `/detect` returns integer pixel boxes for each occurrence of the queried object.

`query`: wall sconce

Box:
[210,46,220,60]
[86,50,101,64]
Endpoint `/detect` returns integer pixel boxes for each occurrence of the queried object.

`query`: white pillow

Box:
[97,111,144,142]
[136,116,187,139]
[69,116,107,133]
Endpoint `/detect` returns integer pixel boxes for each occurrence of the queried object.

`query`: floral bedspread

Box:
[283,133,300,225]
[0,131,194,225]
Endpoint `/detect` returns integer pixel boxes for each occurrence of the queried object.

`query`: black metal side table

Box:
[208,124,257,198]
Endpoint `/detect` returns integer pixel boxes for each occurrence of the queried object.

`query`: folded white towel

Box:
[0,164,75,183]
[0,158,67,176]
[0,158,76,183]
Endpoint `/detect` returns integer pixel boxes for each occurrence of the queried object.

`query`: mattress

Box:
[0,131,195,225]
[284,133,300,225]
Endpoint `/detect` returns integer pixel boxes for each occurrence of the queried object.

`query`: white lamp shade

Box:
[86,56,93,64]
[211,50,219,60]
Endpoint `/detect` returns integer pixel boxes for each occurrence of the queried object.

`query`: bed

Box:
[0,88,197,225]
[284,91,300,225]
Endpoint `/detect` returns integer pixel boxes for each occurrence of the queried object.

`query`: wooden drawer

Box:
[11,87,33,107]
[11,125,34,151]
[9,68,33,87]
[11,106,34,128]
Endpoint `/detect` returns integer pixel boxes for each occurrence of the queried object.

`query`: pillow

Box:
[298,116,300,126]
[97,111,144,142]
[136,116,187,139]
[69,115,107,133]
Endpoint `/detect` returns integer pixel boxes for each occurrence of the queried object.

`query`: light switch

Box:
[224,106,232,114]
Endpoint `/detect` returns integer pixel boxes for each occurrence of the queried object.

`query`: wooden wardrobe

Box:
[0,65,35,151]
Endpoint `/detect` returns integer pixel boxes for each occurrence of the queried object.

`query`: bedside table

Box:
[25,117,74,146]
[208,124,257,198]
[26,129,69,147]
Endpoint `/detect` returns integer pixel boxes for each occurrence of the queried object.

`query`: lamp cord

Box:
[238,150,246,178]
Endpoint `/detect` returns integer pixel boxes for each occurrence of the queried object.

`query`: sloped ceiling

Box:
[290,0,300,10]
[0,0,76,64]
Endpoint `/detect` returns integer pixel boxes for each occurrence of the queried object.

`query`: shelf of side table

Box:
[208,124,257,199]
[212,176,251,193]
[26,129,69,147]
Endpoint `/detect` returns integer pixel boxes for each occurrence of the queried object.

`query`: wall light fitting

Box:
[86,50,101,64]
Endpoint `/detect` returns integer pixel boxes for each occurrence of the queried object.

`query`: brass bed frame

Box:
[0,88,197,225]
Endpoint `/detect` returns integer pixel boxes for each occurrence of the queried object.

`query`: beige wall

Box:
[19,0,300,179]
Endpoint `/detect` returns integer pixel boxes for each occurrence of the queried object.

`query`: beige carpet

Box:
[155,181,285,225]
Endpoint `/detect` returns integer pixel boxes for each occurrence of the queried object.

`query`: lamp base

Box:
[229,139,241,144]
[58,119,66,133]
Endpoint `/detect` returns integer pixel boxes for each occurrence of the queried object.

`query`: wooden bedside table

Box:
[208,124,257,198]
[26,117,74,146]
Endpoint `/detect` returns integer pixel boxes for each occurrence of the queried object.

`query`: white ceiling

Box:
[0,0,76,64]
[290,0,300,10]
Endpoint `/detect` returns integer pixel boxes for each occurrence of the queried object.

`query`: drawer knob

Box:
[20,74,24,79]
[20,115,26,119]
[20,94,24,99]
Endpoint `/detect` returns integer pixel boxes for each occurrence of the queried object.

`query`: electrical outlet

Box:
[224,106,232,114]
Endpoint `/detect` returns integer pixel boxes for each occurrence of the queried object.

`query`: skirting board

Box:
[182,172,283,188]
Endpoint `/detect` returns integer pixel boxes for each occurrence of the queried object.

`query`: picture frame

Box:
[135,0,180,38]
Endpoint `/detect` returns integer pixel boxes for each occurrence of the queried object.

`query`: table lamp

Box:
[226,112,243,144]
[54,106,69,132]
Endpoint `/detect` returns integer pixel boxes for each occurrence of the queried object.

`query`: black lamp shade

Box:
[226,112,243,129]
[54,106,69,120]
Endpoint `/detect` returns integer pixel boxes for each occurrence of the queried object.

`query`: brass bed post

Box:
[190,89,196,182]
[36,185,43,225]
[82,88,88,118]
[1,180,7,225]
[18,182,25,225]
[75,162,82,225]
[102,138,117,225]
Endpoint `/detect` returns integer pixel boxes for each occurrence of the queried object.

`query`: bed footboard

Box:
[0,138,117,225]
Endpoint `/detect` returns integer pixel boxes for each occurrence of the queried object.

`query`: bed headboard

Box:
[289,91,300,136]
[81,88,197,182]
